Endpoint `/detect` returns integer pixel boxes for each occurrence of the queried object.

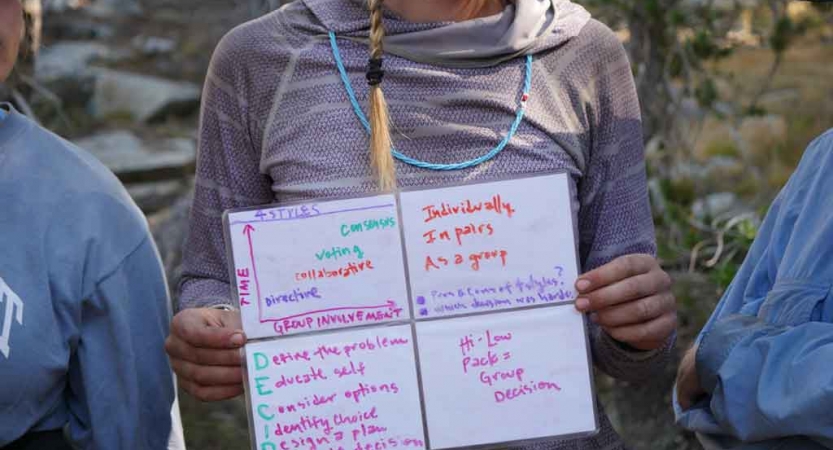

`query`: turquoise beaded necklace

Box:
[328,32,533,171]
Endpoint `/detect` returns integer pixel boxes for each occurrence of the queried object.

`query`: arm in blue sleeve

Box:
[696,313,833,444]
[66,237,174,449]
[687,129,833,444]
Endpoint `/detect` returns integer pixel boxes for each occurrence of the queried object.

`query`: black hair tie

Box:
[366,57,385,86]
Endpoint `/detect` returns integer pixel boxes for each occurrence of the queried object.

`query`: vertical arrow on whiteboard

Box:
[243,224,263,322]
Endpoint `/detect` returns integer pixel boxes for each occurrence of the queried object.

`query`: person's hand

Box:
[165,307,246,401]
[676,345,706,410]
[574,254,676,350]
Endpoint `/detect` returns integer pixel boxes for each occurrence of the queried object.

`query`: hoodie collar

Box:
[301,0,590,68]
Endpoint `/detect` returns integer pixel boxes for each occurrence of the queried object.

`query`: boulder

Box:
[34,41,122,106]
[132,35,177,56]
[36,41,110,80]
[44,0,141,16]
[42,0,85,11]
[738,114,788,161]
[43,17,115,40]
[84,0,142,17]
[89,69,201,123]
[74,130,195,180]
[128,180,188,214]
[148,191,193,297]
[692,192,748,221]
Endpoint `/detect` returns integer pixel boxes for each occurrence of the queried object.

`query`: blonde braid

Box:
[367,0,396,191]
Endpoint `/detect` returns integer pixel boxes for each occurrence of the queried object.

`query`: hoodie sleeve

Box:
[574,21,674,383]
[179,25,275,310]
[65,237,175,450]
[43,187,175,450]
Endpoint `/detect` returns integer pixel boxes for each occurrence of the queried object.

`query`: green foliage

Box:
[659,177,697,207]
[702,140,740,159]
[691,30,721,60]
[770,16,795,53]
[695,78,719,108]
[710,257,740,291]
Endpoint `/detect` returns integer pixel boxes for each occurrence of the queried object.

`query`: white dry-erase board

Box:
[399,174,580,319]
[244,325,426,450]
[416,307,596,449]
[224,195,409,340]
[223,173,599,450]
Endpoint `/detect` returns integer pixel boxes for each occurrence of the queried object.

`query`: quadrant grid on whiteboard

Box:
[416,307,596,449]
[226,173,597,450]
[244,325,426,450]
[226,195,410,340]
[399,174,580,320]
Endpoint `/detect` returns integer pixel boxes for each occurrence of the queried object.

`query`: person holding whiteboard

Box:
[0,1,183,448]
[675,129,833,449]
[167,0,678,448]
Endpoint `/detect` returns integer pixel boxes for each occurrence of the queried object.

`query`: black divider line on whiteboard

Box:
[394,188,434,450]
[395,171,601,448]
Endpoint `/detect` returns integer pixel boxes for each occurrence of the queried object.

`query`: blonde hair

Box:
[367,0,396,191]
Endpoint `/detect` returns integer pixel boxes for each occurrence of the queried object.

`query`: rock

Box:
[671,162,709,181]
[34,41,120,106]
[43,17,115,40]
[75,130,195,213]
[132,35,177,56]
[693,113,786,159]
[249,0,286,17]
[691,116,738,162]
[712,101,735,118]
[757,88,800,111]
[84,0,142,18]
[692,192,747,221]
[738,115,788,161]
[36,41,109,79]
[128,180,188,214]
[43,0,85,11]
[677,97,705,122]
[148,191,193,298]
[74,130,196,179]
[44,0,141,16]
[89,69,201,123]
[704,156,751,194]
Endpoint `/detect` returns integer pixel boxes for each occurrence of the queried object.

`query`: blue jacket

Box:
[0,105,174,448]
[675,129,833,449]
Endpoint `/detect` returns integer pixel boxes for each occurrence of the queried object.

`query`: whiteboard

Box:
[415,306,597,449]
[244,325,426,450]
[224,195,410,339]
[399,174,579,319]
[225,173,598,449]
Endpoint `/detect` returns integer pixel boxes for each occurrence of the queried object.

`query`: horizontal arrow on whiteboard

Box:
[259,300,398,325]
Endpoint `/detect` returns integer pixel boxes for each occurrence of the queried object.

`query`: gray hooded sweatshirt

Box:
[181,1,673,449]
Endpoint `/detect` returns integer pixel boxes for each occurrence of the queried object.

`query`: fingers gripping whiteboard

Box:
[224,173,598,450]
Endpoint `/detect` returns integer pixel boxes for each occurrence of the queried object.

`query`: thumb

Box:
[173,308,246,349]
